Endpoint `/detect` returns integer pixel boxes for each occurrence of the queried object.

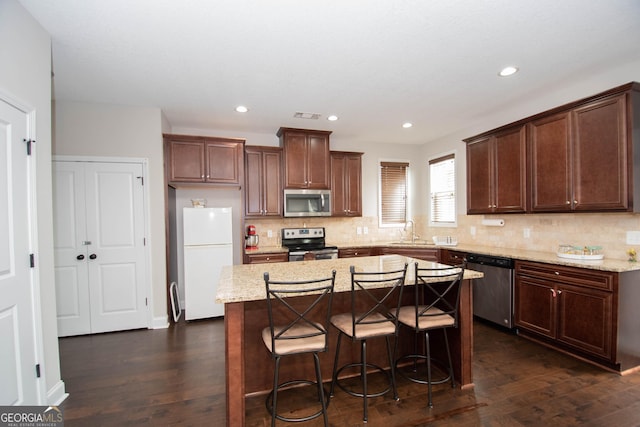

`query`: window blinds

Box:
[429,154,456,224]
[380,161,408,224]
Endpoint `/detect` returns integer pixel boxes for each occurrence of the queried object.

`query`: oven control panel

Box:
[282,227,325,239]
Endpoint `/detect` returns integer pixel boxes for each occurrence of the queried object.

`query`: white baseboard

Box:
[152,315,169,329]
[47,379,68,405]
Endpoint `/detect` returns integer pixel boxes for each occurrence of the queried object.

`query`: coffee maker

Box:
[245,224,259,249]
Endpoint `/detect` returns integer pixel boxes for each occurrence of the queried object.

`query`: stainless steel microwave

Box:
[284,189,331,217]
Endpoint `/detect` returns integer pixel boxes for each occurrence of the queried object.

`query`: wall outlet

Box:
[357,226,362,235]
[523,228,531,238]
[470,226,476,236]
[363,226,369,235]
[626,230,640,245]
[267,230,273,238]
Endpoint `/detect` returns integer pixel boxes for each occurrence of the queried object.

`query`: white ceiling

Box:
[18,0,640,145]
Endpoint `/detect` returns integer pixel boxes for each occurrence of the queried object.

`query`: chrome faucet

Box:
[404,220,418,243]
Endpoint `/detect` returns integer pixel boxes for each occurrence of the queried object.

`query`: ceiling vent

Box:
[293,112,321,120]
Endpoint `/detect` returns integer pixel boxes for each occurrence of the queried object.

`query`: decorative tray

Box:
[557,244,603,260]
[556,252,604,260]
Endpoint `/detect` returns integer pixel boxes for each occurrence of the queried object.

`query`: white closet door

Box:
[53,162,91,336]
[84,162,147,333]
[53,160,148,336]
[0,98,39,404]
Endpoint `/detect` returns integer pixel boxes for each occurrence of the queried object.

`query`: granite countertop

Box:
[243,242,640,273]
[216,254,483,304]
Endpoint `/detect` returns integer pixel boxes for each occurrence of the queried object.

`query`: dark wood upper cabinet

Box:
[466,82,640,214]
[277,127,331,189]
[331,151,363,217]
[529,112,573,212]
[572,95,628,211]
[244,146,283,218]
[466,125,527,214]
[165,134,244,185]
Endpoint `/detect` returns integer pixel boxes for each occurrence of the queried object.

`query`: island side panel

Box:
[458,278,474,388]
[225,302,245,427]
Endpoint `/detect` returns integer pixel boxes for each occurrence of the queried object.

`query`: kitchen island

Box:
[216,255,483,427]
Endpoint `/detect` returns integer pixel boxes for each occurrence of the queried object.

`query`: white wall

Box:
[53,101,168,324]
[0,0,63,404]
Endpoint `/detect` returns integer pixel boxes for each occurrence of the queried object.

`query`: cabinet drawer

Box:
[338,248,371,258]
[245,253,288,264]
[516,260,614,291]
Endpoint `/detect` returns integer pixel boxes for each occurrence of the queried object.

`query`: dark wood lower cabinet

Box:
[378,246,439,262]
[243,252,288,264]
[515,260,617,368]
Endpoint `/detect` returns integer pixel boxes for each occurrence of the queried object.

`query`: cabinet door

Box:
[205,141,242,184]
[169,140,205,182]
[572,94,628,211]
[466,137,492,214]
[283,132,308,188]
[306,133,331,189]
[494,126,526,212]
[244,149,263,216]
[529,112,572,212]
[331,153,347,215]
[346,154,362,216]
[514,275,556,339]
[556,284,614,359]
[262,149,283,216]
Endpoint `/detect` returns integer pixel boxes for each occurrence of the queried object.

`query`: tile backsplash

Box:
[246,213,640,261]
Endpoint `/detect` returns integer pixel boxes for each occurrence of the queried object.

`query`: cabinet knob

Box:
[574,200,578,204]
[76,254,85,260]
[554,271,560,275]
[550,289,557,297]
[557,290,562,295]
[201,174,204,179]
[266,257,270,261]
[566,201,571,205]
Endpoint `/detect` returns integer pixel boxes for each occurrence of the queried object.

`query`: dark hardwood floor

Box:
[59,318,640,426]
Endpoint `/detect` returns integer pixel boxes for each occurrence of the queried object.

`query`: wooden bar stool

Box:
[395,262,465,408]
[329,263,407,423]
[262,270,336,427]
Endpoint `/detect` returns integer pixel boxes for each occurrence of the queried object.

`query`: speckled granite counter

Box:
[333,242,640,273]
[218,254,482,304]
[220,254,481,426]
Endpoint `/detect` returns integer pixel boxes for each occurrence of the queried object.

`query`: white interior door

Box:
[53,160,148,336]
[53,162,91,336]
[0,98,39,404]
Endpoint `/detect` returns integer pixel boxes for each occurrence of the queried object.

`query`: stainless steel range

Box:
[282,227,338,261]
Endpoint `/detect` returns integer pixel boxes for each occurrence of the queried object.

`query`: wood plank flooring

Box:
[59,318,640,426]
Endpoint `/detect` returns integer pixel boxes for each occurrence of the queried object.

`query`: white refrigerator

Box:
[183,207,233,320]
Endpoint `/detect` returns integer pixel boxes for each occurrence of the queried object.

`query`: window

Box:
[379,161,408,226]
[429,154,456,225]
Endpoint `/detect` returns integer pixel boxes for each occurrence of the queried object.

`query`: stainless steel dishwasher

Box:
[466,253,515,329]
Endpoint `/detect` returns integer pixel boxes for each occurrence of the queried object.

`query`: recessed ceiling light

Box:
[327,115,338,121]
[402,122,413,128]
[235,105,248,113]
[499,66,519,77]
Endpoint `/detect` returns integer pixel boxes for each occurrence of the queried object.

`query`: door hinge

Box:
[143,237,146,246]
[30,254,35,268]
[145,298,148,306]
[137,176,144,186]
[35,364,41,378]
[23,139,35,155]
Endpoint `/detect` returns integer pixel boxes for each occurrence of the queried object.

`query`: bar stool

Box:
[395,262,465,408]
[330,263,407,423]
[262,270,336,427]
